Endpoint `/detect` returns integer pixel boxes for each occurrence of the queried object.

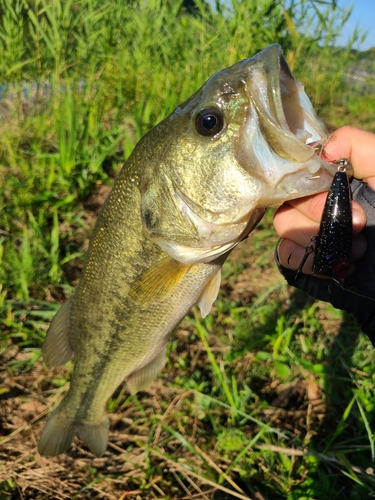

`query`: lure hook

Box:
[287,237,316,280]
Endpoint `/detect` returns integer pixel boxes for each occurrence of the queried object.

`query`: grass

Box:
[1,0,375,498]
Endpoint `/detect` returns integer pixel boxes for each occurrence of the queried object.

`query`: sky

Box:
[336,0,375,50]
[206,0,375,51]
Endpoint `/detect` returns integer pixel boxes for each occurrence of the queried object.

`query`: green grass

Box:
[1,0,375,498]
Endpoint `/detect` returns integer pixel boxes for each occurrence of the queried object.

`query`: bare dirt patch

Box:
[1,186,332,499]
[0,268,330,500]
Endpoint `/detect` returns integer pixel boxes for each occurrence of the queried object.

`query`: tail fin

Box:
[76,418,110,457]
[38,403,110,457]
[38,403,75,456]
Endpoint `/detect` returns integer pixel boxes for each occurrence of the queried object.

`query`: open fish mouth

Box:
[143,45,337,265]
[249,44,326,164]
[240,44,336,203]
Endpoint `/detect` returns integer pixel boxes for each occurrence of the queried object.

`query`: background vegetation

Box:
[1,0,375,498]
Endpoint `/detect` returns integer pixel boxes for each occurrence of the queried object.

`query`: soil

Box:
[0,329,326,499]
[0,184,328,500]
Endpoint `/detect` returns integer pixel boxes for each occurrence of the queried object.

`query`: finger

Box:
[273,199,366,243]
[285,191,330,223]
[322,126,375,189]
[278,238,352,278]
[277,238,316,274]
[273,204,320,248]
[277,235,367,275]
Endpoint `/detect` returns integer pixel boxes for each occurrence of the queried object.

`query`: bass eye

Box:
[195,108,224,137]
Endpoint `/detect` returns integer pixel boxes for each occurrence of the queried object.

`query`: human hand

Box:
[273,126,375,343]
[274,126,375,275]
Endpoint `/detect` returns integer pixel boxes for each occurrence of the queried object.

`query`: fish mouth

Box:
[242,44,336,201]
[249,44,326,163]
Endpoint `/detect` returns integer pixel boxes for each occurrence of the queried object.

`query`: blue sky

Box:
[337,0,375,50]
[206,0,375,51]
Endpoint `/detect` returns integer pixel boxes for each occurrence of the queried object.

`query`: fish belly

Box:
[38,256,223,457]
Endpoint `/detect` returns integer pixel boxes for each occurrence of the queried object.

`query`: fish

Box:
[38,44,337,457]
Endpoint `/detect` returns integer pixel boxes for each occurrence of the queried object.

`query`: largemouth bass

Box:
[38,44,336,457]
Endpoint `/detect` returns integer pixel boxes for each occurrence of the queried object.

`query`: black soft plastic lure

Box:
[291,158,353,284]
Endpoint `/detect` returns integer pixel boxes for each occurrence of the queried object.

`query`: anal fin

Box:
[127,346,167,394]
[42,298,74,368]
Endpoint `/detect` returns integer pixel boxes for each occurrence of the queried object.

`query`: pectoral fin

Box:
[130,257,191,303]
[42,298,74,368]
[196,269,221,318]
[127,346,167,394]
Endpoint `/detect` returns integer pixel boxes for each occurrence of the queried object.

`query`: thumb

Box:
[322,126,375,190]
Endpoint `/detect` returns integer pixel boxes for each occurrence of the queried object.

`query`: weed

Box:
[1,0,375,498]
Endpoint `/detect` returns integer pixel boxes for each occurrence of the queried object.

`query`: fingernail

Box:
[352,206,365,226]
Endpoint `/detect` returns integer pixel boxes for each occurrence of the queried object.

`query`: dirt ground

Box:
[0,325,325,500]
[0,185,327,499]
[0,274,326,499]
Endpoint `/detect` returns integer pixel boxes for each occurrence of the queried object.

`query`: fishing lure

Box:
[290,158,353,284]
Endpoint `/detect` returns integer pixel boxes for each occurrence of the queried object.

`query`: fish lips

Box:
[247,44,325,162]
[239,45,336,192]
